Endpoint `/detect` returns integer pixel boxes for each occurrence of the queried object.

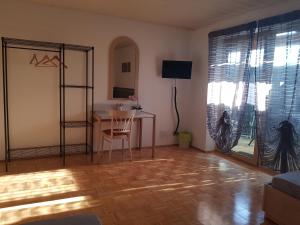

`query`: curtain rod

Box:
[209,10,300,38]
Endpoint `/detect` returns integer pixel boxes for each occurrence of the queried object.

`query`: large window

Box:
[208,10,300,171]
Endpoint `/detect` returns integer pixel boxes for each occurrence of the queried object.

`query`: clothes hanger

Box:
[35,55,57,67]
[29,54,39,65]
[50,55,68,68]
[30,54,68,68]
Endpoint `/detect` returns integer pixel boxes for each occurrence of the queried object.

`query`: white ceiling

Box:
[26,0,298,29]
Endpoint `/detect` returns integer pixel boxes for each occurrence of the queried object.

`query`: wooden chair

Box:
[100,110,136,162]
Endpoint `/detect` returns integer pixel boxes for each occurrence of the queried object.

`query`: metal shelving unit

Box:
[2,37,95,171]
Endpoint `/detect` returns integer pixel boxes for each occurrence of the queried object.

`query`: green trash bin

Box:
[178,131,192,149]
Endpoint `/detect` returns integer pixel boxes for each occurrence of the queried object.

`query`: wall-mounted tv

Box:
[162,60,192,79]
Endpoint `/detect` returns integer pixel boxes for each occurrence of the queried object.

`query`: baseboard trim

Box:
[190,145,212,153]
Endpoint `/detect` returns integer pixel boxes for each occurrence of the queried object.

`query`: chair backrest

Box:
[108,110,136,135]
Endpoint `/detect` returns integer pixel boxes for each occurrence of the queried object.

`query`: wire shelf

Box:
[61,121,93,128]
[10,144,91,160]
[2,37,93,51]
[61,85,93,89]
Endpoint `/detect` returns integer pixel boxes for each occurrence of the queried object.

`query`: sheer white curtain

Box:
[207,22,256,152]
[255,11,300,172]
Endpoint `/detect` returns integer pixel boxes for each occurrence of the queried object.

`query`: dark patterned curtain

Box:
[255,11,300,173]
[207,22,256,152]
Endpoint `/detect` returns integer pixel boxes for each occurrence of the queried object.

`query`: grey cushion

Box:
[272,171,300,200]
[22,215,101,225]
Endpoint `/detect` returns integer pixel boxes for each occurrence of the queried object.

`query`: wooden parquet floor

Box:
[0,147,271,225]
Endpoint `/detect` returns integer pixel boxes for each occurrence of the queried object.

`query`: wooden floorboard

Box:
[0,147,271,225]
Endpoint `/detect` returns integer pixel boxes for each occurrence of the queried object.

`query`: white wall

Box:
[0,0,192,160]
[189,1,300,151]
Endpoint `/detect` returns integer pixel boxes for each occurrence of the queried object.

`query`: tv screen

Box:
[162,60,192,79]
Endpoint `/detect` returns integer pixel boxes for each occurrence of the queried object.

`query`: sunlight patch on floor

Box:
[0,169,85,225]
[120,182,183,192]
[0,196,91,225]
[0,184,79,203]
[159,182,216,191]
[0,169,79,204]
[0,196,88,213]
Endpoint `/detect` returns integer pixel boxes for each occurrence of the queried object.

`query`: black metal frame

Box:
[2,37,95,171]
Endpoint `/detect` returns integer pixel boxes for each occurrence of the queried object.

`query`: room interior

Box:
[0,0,300,225]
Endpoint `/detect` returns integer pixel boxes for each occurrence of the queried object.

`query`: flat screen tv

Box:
[162,60,192,79]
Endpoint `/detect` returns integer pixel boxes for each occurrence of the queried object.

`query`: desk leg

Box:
[138,118,143,150]
[152,115,156,158]
[94,118,102,154]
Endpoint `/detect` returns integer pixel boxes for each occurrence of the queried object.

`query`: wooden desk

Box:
[94,111,156,158]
